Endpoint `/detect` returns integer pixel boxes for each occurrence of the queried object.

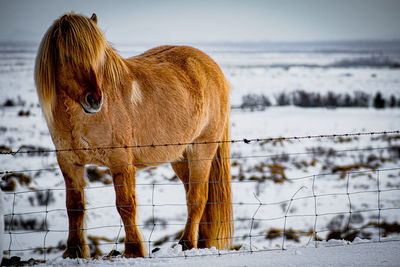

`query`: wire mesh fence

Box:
[1,131,400,263]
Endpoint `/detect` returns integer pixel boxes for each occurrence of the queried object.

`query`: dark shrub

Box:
[240,94,271,110]
[275,92,290,106]
[373,92,385,109]
[389,95,396,108]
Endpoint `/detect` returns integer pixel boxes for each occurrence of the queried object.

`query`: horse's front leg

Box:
[109,164,146,257]
[59,161,89,259]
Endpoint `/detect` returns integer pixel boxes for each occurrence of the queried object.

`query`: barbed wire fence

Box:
[1,130,400,263]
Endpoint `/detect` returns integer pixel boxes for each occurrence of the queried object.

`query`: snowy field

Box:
[1,41,400,265]
[36,238,400,267]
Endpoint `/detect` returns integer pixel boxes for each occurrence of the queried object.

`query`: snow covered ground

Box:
[1,41,400,264]
[37,238,400,267]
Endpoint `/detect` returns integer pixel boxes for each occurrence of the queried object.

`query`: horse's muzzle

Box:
[81,93,103,114]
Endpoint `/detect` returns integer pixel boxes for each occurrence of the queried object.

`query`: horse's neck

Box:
[52,91,85,149]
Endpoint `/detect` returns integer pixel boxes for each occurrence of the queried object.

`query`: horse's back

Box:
[131,45,229,103]
[133,45,225,81]
[133,45,177,59]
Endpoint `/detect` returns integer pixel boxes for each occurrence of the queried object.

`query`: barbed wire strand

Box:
[1,130,398,156]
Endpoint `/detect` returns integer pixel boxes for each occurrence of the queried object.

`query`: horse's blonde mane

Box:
[35,13,127,125]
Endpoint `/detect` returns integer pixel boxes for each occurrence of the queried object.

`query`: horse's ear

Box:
[90,13,98,24]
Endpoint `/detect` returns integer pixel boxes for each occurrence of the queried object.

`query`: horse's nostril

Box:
[86,94,94,106]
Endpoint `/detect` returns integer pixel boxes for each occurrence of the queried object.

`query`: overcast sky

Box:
[0,0,399,44]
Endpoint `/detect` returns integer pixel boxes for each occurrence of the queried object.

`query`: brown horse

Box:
[35,13,232,258]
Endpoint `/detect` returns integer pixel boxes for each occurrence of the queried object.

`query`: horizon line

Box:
[1,38,400,47]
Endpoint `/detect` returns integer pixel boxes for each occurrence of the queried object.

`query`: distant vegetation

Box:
[1,91,398,111]
[237,91,400,110]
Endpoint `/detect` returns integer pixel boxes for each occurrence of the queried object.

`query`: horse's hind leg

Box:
[109,164,146,257]
[178,143,218,250]
[58,161,89,259]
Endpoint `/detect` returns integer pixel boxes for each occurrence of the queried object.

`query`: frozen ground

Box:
[36,238,400,267]
[1,41,400,264]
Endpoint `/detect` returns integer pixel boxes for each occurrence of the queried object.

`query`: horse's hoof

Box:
[62,246,90,259]
[123,251,146,258]
[101,249,121,260]
[123,243,147,258]
[108,250,121,257]
[178,239,194,251]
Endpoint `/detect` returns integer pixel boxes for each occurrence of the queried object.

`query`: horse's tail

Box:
[198,116,233,250]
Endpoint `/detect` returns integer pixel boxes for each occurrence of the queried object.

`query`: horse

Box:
[35,13,232,258]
